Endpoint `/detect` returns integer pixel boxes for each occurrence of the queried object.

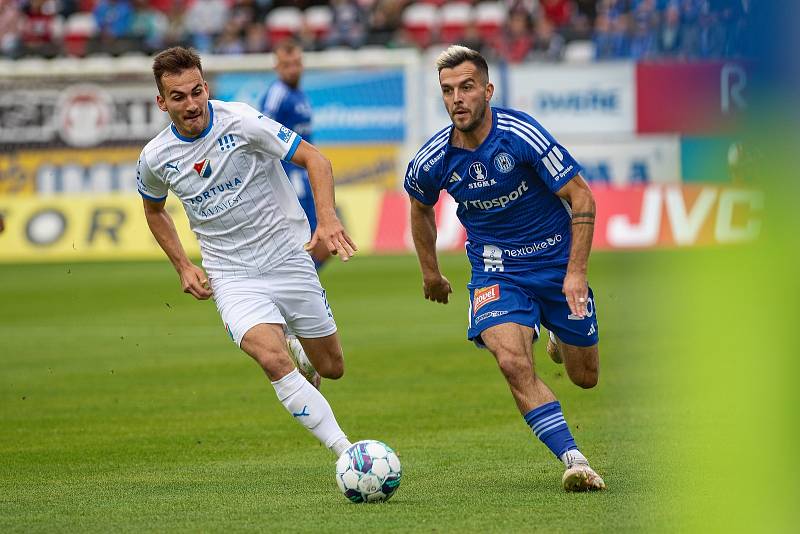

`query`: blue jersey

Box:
[404,107,581,274]
[260,78,319,241]
[259,79,312,142]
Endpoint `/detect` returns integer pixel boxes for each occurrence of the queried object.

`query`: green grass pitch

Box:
[1,252,679,532]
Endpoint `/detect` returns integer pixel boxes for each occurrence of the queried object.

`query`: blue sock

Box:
[524,401,578,459]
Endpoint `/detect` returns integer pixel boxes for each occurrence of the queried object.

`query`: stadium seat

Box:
[474,2,506,42]
[563,40,596,63]
[266,6,303,44]
[63,12,97,57]
[401,3,439,49]
[439,2,473,44]
[304,5,333,43]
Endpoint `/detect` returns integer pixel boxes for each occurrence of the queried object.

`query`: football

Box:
[335,440,402,503]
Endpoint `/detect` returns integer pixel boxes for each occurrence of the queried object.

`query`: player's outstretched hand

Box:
[180,263,212,300]
[423,274,452,304]
[307,217,357,262]
[562,270,588,318]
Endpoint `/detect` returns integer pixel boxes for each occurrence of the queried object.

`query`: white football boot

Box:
[561,450,606,491]
[286,336,321,390]
[546,330,563,364]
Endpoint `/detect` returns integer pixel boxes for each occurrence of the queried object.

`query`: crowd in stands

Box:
[0,0,751,62]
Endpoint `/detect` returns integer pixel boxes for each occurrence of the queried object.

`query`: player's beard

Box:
[452,103,487,133]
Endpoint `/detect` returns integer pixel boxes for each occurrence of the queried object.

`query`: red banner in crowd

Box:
[636,62,748,134]
[374,185,762,252]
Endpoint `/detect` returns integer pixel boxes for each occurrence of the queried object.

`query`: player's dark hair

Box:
[152,47,203,95]
[274,37,302,55]
[435,45,489,84]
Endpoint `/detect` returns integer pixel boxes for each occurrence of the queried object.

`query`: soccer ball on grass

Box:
[335,440,402,503]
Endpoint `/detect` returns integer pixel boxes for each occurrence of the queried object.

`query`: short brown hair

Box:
[435,45,489,84]
[152,46,203,95]
[273,37,302,55]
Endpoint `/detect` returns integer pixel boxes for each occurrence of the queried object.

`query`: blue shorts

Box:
[467,266,599,349]
[283,163,317,233]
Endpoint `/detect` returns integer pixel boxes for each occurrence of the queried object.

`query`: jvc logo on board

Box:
[606,186,763,247]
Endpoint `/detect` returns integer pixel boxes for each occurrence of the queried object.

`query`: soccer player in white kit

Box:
[137,47,357,458]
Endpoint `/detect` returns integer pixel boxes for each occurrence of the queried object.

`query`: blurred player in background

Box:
[137,46,357,459]
[405,46,605,491]
[259,38,330,269]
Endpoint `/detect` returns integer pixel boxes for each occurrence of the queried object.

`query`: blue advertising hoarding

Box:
[213,69,405,144]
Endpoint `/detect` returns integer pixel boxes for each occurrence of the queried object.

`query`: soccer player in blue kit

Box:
[260,39,330,268]
[405,46,606,491]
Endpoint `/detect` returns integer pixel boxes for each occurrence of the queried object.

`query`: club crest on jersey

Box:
[467,161,496,189]
[193,159,212,178]
[473,284,500,314]
[468,161,488,181]
[494,152,515,173]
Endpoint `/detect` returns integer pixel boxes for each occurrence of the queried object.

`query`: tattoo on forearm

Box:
[571,221,595,225]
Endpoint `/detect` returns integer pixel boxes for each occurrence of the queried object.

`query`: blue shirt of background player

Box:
[404,107,581,274]
[259,79,313,142]
[259,79,318,231]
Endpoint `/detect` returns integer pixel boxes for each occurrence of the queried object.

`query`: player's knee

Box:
[251,347,294,380]
[494,350,528,379]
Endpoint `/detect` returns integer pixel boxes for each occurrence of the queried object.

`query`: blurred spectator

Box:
[593,10,629,59]
[459,22,486,56]
[325,0,365,48]
[530,14,565,61]
[244,21,267,52]
[185,0,229,52]
[229,0,266,34]
[539,0,573,28]
[491,9,533,63]
[161,0,188,47]
[214,19,245,54]
[59,0,80,18]
[0,0,23,57]
[364,0,401,47]
[94,0,134,40]
[20,0,60,58]
[629,0,658,59]
[1,0,756,60]
[131,0,168,53]
[569,0,597,39]
[657,2,681,55]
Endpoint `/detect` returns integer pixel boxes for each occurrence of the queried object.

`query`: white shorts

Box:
[210,252,337,346]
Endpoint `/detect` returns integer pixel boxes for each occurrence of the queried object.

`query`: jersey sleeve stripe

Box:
[411,128,450,169]
[264,84,287,117]
[138,190,167,202]
[497,124,544,155]
[497,113,551,151]
[283,133,302,162]
[548,151,564,172]
[411,137,448,179]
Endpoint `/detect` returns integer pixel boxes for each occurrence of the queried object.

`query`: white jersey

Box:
[137,100,310,279]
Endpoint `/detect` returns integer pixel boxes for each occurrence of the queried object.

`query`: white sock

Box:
[271,368,349,455]
[330,437,352,457]
[560,448,588,467]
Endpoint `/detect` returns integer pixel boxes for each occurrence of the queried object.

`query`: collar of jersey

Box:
[171,102,214,142]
